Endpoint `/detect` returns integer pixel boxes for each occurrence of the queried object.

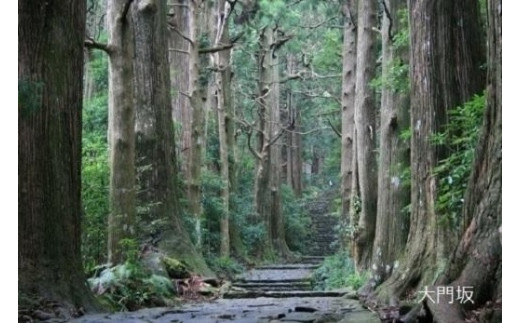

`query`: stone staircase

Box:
[305,191,339,256]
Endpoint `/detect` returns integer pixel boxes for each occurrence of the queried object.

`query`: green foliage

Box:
[82,131,109,272]
[433,94,485,228]
[206,256,245,280]
[312,251,367,290]
[88,262,176,311]
[281,185,312,253]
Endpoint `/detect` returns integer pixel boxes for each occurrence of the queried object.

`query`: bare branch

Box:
[168,24,194,46]
[293,90,341,105]
[179,91,191,99]
[277,71,305,84]
[327,119,342,138]
[382,0,394,42]
[310,72,342,79]
[84,37,110,53]
[199,43,234,54]
[246,130,262,160]
[266,130,285,147]
[298,17,338,29]
[271,34,293,52]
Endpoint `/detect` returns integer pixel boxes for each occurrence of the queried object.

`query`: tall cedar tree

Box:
[373,0,485,303]
[106,0,137,265]
[371,0,410,285]
[132,0,211,274]
[19,0,98,312]
[352,0,378,270]
[429,0,502,321]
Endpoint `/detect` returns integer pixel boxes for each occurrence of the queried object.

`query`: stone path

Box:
[72,256,380,323]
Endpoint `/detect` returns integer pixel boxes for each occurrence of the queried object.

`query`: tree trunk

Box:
[252,26,275,258]
[169,0,192,177]
[429,1,501,321]
[371,0,410,285]
[132,0,211,275]
[374,0,485,302]
[286,54,303,197]
[187,0,205,249]
[211,0,232,257]
[340,0,357,238]
[269,36,293,260]
[18,0,98,312]
[107,0,137,265]
[352,0,378,270]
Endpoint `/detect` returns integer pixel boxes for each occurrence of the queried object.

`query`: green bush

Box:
[88,262,176,311]
[81,132,109,272]
[433,93,485,228]
[206,256,245,280]
[312,251,367,290]
[282,185,312,253]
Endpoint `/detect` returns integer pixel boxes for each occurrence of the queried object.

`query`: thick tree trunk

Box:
[18,0,98,312]
[211,0,232,257]
[352,0,378,270]
[285,54,303,197]
[429,1,501,321]
[371,0,410,285]
[187,0,205,249]
[269,40,293,260]
[169,0,192,176]
[132,0,211,275]
[107,0,137,265]
[340,0,357,239]
[252,27,275,258]
[373,0,485,303]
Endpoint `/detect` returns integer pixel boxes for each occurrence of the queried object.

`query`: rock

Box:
[203,277,220,287]
[280,312,317,322]
[140,249,168,277]
[33,310,55,320]
[198,284,219,296]
[162,257,191,279]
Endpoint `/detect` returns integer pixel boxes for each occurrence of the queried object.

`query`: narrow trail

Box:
[72,257,379,323]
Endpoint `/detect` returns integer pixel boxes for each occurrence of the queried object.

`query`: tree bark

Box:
[352,0,378,270]
[132,0,211,275]
[340,0,357,244]
[269,33,293,260]
[19,0,98,312]
[107,0,137,265]
[169,0,192,177]
[286,54,303,197]
[371,0,410,285]
[252,26,275,258]
[373,0,486,302]
[187,0,206,249]
[429,0,501,321]
[211,0,232,257]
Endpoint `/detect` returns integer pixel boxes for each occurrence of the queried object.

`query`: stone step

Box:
[237,278,311,284]
[255,264,319,270]
[234,282,312,289]
[223,290,350,299]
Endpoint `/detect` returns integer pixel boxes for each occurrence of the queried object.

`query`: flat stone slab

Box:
[71,297,376,323]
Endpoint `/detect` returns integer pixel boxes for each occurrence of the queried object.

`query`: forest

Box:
[18,0,502,322]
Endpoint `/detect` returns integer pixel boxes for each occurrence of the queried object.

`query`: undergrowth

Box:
[312,251,367,290]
